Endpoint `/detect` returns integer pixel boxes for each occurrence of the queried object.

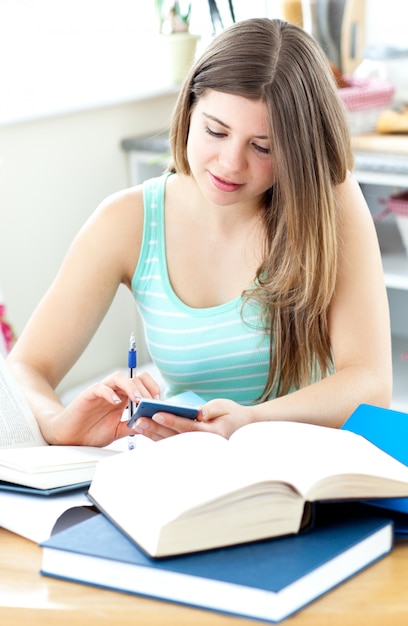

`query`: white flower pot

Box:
[161,33,200,83]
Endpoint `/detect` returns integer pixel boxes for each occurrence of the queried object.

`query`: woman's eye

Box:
[205,127,225,138]
[254,144,270,154]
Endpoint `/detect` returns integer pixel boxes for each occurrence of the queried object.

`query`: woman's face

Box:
[186,90,275,209]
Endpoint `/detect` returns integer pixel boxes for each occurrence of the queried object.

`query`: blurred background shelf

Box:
[353,135,408,411]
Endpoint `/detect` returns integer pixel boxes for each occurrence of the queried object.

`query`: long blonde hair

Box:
[169,18,354,400]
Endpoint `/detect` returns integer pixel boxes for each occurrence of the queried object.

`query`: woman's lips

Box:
[209,172,244,193]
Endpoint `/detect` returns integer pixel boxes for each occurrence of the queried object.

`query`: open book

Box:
[89,419,408,557]
[0,353,117,491]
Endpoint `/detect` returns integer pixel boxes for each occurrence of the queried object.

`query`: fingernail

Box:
[153,413,165,424]
[113,394,121,404]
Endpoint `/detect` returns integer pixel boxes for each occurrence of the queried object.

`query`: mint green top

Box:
[131,174,271,405]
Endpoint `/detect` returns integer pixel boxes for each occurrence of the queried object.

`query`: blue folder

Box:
[341,403,408,529]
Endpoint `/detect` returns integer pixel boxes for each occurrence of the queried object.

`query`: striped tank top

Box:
[131,174,271,405]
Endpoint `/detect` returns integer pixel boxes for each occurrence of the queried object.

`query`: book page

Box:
[229,420,408,498]
[0,354,47,448]
[89,430,238,530]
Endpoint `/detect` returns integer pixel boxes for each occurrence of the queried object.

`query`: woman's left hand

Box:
[130,398,252,441]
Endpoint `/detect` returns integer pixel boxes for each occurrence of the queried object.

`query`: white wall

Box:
[365,0,408,47]
[0,93,178,392]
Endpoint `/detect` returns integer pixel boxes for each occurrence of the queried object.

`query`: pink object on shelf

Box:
[339,77,395,111]
[386,191,408,217]
[338,77,395,134]
[0,304,15,354]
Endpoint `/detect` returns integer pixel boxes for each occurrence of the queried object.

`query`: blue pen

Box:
[128,332,137,450]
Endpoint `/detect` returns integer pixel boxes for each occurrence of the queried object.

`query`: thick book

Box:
[40,503,393,624]
[0,487,98,543]
[88,419,408,557]
[342,403,408,526]
[0,353,117,491]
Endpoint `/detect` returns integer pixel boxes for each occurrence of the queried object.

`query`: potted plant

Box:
[155,1,192,34]
[155,1,236,83]
[155,1,199,83]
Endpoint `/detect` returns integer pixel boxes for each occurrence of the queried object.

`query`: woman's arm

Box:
[132,174,392,439]
[7,186,160,446]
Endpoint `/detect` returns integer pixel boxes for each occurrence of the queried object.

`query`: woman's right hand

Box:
[41,370,161,447]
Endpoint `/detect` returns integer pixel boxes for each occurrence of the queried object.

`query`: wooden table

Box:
[1,527,408,626]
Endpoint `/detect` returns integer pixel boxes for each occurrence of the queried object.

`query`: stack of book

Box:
[0,353,120,542]
[2,354,407,622]
[41,401,408,623]
[41,501,393,624]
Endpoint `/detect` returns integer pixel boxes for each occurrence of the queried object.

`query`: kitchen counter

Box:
[352,133,408,154]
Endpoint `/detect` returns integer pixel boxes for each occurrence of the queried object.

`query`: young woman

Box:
[7,18,391,446]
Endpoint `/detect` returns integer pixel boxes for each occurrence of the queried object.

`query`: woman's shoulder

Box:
[91,173,177,232]
[68,184,146,288]
[96,183,144,219]
[87,173,183,248]
[101,173,173,215]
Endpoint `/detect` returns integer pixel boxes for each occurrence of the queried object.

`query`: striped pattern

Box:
[131,175,271,405]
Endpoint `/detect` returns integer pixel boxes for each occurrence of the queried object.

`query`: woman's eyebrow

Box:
[202,112,269,140]
[203,112,230,129]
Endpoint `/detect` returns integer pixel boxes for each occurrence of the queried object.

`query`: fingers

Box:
[75,370,245,445]
[90,370,161,406]
[135,371,162,398]
[130,412,199,441]
[197,399,232,422]
[101,382,127,403]
[131,417,177,441]
[152,411,198,433]
[114,419,140,441]
[66,370,165,445]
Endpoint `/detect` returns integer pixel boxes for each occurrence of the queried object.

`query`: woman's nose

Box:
[218,140,247,173]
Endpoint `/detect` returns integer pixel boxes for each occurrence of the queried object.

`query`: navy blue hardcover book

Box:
[41,503,393,623]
